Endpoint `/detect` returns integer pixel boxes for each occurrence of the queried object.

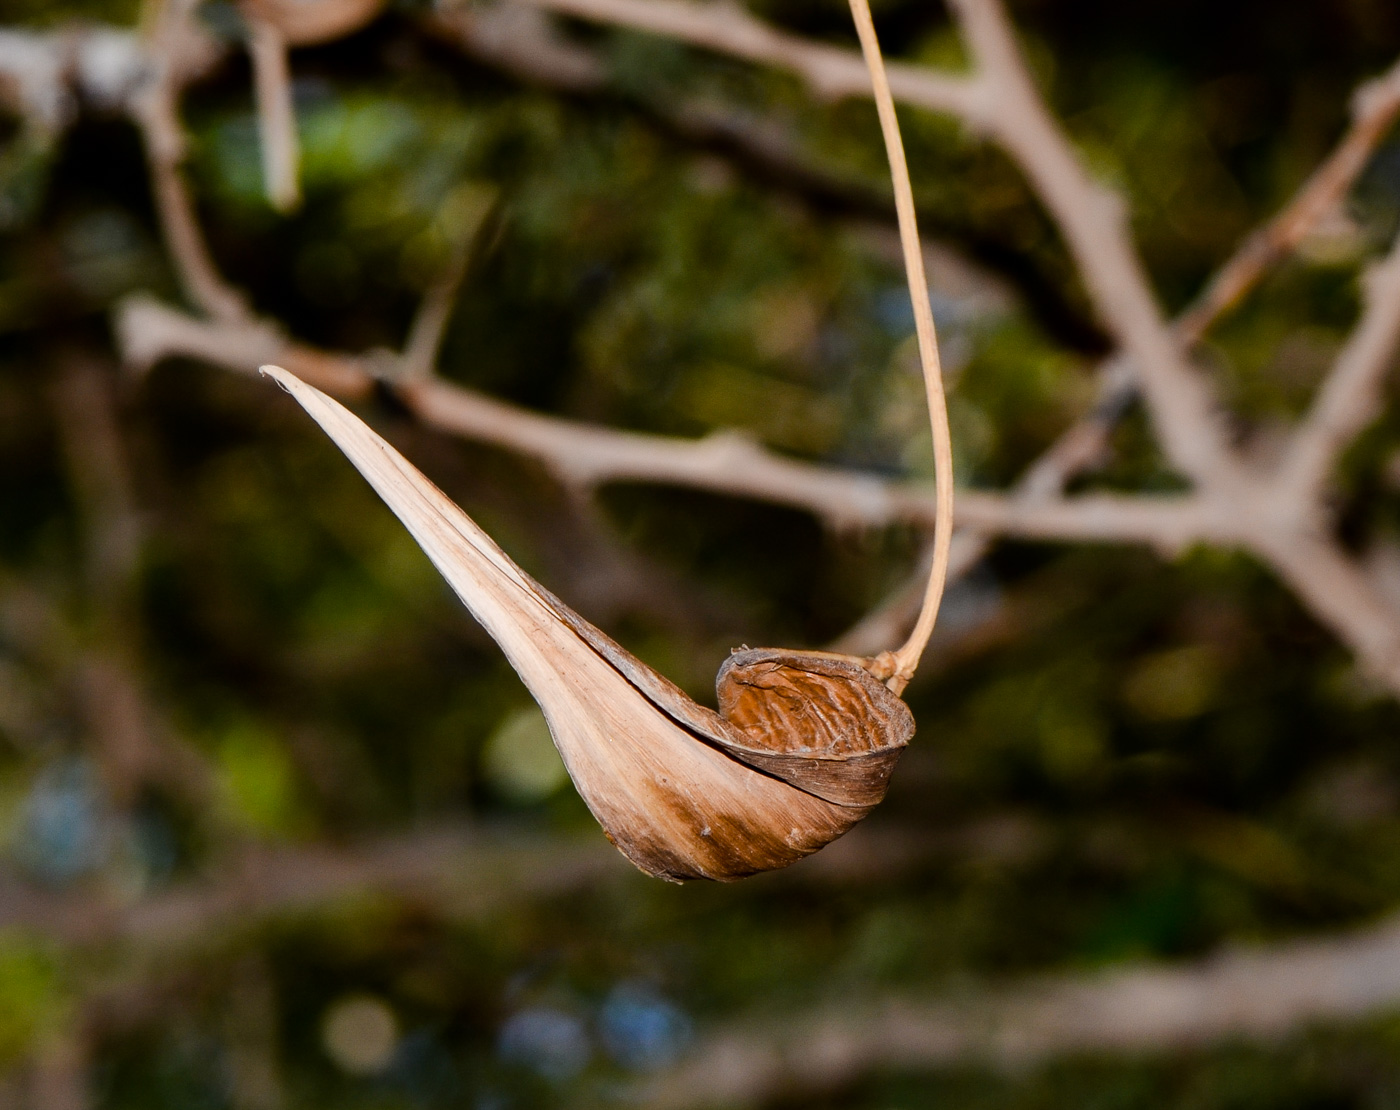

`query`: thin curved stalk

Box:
[847,0,954,694]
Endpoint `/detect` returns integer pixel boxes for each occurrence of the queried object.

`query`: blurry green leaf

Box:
[0,130,57,231]
[1037,700,1108,783]
[0,935,67,1064]
[1180,812,1312,898]
[482,706,567,804]
[216,723,302,836]
[1122,645,1221,722]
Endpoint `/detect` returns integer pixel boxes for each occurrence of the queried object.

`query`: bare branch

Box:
[641,906,1400,1107]
[1277,233,1400,510]
[427,2,606,90]
[957,490,1221,549]
[246,13,301,213]
[493,0,985,116]
[91,0,1400,708]
[118,298,919,528]
[502,0,1231,483]
[127,4,248,320]
[852,34,1400,648]
[1261,530,1400,691]
[942,0,1234,485]
[427,1,1400,660]
[1176,54,1400,344]
[398,188,499,380]
[129,83,249,320]
[122,291,1400,703]
[0,825,619,950]
[117,297,1218,555]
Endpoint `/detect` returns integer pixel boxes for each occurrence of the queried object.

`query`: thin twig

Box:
[1176,54,1400,344]
[427,2,606,91]
[846,0,953,691]
[112,18,1400,700]
[398,190,499,380]
[489,0,984,115]
[100,0,1400,700]
[129,75,248,321]
[246,12,301,213]
[121,286,1400,695]
[503,0,1230,481]
[829,26,1400,655]
[127,1,249,320]
[1277,233,1400,510]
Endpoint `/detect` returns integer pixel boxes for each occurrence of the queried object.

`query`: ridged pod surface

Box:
[263,368,912,881]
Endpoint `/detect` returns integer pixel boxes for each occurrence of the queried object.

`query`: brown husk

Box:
[262,367,911,881]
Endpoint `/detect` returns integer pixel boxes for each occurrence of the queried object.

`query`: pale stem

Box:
[847,0,954,693]
[248,13,301,213]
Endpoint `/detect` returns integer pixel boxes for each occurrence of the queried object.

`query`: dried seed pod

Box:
[262,367,911,881]
[255,0,951,882]
[715,649,909,807]
[240,0,386,46]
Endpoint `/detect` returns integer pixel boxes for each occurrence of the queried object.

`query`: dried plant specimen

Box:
[261,0,953,881]
[262,368,911,880]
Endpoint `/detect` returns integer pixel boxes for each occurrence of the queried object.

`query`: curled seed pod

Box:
[715,649,910,807]
[255,0,949,882]
[240,0,386,46]
[262,367,911,881]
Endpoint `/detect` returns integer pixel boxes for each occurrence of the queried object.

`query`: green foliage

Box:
[215,719,304,836]
[0,935,68,1064]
